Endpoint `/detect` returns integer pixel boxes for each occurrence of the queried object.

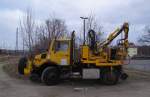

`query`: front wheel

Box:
[41,67,60,85]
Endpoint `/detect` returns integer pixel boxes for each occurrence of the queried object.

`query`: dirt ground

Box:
[0,57,150,97]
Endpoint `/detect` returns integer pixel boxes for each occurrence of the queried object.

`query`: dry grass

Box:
[1,55,25,79]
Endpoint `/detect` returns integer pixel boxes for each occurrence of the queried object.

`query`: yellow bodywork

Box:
[24,60,32,75]
[80,45,126,66]
[23,22,129,75]
[24,39,71,75]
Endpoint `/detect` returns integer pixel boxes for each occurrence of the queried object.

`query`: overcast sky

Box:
[0,0,149,49]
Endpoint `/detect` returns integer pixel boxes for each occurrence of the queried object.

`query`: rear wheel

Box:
[18,57,27,75]
[41,67,60,85]
[100,67,119,85]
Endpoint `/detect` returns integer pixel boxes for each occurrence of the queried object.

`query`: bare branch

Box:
[138,25,150,45]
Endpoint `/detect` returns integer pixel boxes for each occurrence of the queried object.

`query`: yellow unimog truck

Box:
[18,22,129,85]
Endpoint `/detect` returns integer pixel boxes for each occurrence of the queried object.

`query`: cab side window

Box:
[55,41,69,52]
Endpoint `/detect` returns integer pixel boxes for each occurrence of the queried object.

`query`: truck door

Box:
[50,40,70,66]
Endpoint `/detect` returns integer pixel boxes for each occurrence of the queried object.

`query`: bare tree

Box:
[86,13,104,41]
[19,8,35,57]
[76,14,104,46]
[138,26,150,45]
[46,18,67,42]
[33,25,49,53]
[31,16,68,53]
[19,10,68,54]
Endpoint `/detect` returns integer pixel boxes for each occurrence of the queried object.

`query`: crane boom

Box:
[98,22,129,49]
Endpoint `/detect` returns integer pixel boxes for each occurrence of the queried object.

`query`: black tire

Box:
[120,73,128,80]
[18,57,27,75]
[100,67,119,85]
[41,67,60,85]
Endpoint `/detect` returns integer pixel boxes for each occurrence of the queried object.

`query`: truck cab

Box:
[48,39,71,66]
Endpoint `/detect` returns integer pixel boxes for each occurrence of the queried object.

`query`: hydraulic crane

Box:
[18,22,129,85]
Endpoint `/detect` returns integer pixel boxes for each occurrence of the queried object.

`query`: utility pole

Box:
[15,27,18,53]
[80,17,88,45]
[46,20,51,46]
